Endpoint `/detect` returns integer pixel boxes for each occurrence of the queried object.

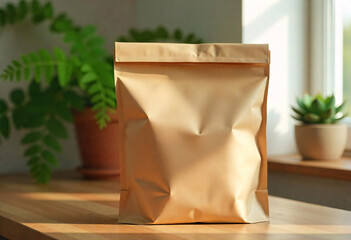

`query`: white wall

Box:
[0,0,241,173]
[242,0,310,155]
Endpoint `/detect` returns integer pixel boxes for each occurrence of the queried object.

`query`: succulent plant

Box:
[291,94,347,124]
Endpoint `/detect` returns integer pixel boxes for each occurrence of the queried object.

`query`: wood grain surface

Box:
[1,172,351,240]
[268,155,351,181]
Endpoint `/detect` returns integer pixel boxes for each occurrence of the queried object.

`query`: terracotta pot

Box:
[295,124,347,160]
[74,108,120,179]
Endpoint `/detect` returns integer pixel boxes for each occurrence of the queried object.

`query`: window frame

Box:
[310,0,351,150]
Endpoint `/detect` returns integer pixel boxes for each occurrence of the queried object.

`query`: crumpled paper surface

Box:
[114,43,270,224]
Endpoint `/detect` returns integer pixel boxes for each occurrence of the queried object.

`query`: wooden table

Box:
[1,172,351,240]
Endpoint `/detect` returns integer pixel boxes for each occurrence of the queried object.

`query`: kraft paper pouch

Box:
[114,42,270,224]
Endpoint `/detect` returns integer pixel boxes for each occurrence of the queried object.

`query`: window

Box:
[310,0,351,150]
[342,0,351,114]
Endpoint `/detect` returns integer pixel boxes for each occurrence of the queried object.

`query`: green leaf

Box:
[21,55,31,80]
[31,0,40,14]
[57,64,67,86]
[17,0,28,21]
[87,37,104,47]
[30,52,42,82]
[81,64,93,72]
[325,95,335,108]
[291,115,303,122]
[91,94,102,104]
[70,42,85,55]
[29,52,39,62]
[310,99,324,114]
[24,144,40,156]
[4,66,14,81]
[302,94,312,107]
[296,98,308,111]
[10,89,25,105]
[47,117,67,138]
[53,48,69,86]
[0,99,8,114]
[50,14,72,32]
[55,103,73,122]
[105,97,116,108]
[12,60,21,68]
[41,150,58,165]
[21,54,29,64]
[105,88,116,99]
[6,3,16,24]
[185,33,195,43]
[63,30,78,43]
[90,48,105,58]
[21,131,42,144]
[0,10,6,26]
[53,47,66,61]
[336,102,346,113]
[63,91,85,110]
[42,2,53,18]
[31,163,51,184]
[81,72,97,84]
[29,81,41,98]
[15,69,21,81]
[99,72,115,87]
[27,156,40,166]
[117,36,128,42]
[156,26,168,39]
[22,114,45,128]
[38,49,54,82]
[96,112,109,129]
[129,28,141,41]
[0,116,10,138]
[139,30,155,42]
[43,134,61,152]
[80,25,96,38]
[174,29,182,40]
[320,108,333,122]
[92,101,105,111]
[88,83,101,95]
[31,0,45,23]
[304,113,320,123]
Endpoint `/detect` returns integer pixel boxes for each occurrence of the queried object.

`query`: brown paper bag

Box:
[114,43,270,224]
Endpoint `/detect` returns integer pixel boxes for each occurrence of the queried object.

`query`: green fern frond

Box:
[0,0,54,28]
[0,95,11,143]
[67,25,116,129]
[17,80,81,183]
[0,48,77,86]
[80,63,116,129]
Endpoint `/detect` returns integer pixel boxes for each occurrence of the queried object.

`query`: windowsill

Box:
[268,154,351,181]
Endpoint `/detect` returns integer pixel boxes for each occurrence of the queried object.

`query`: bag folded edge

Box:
[114,42,269,64]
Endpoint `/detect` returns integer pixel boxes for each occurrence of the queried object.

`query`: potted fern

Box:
[0,0,203,183]
[291,94,348,160]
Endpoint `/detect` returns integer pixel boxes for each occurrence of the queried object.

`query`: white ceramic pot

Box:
[295,124,347,160]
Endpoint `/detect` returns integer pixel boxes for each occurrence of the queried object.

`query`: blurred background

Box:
[0,0,308,173]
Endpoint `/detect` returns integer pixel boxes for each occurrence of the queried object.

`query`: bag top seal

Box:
[115,42,269,64]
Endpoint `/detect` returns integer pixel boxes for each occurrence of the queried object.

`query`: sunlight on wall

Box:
[242,0,308,155]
